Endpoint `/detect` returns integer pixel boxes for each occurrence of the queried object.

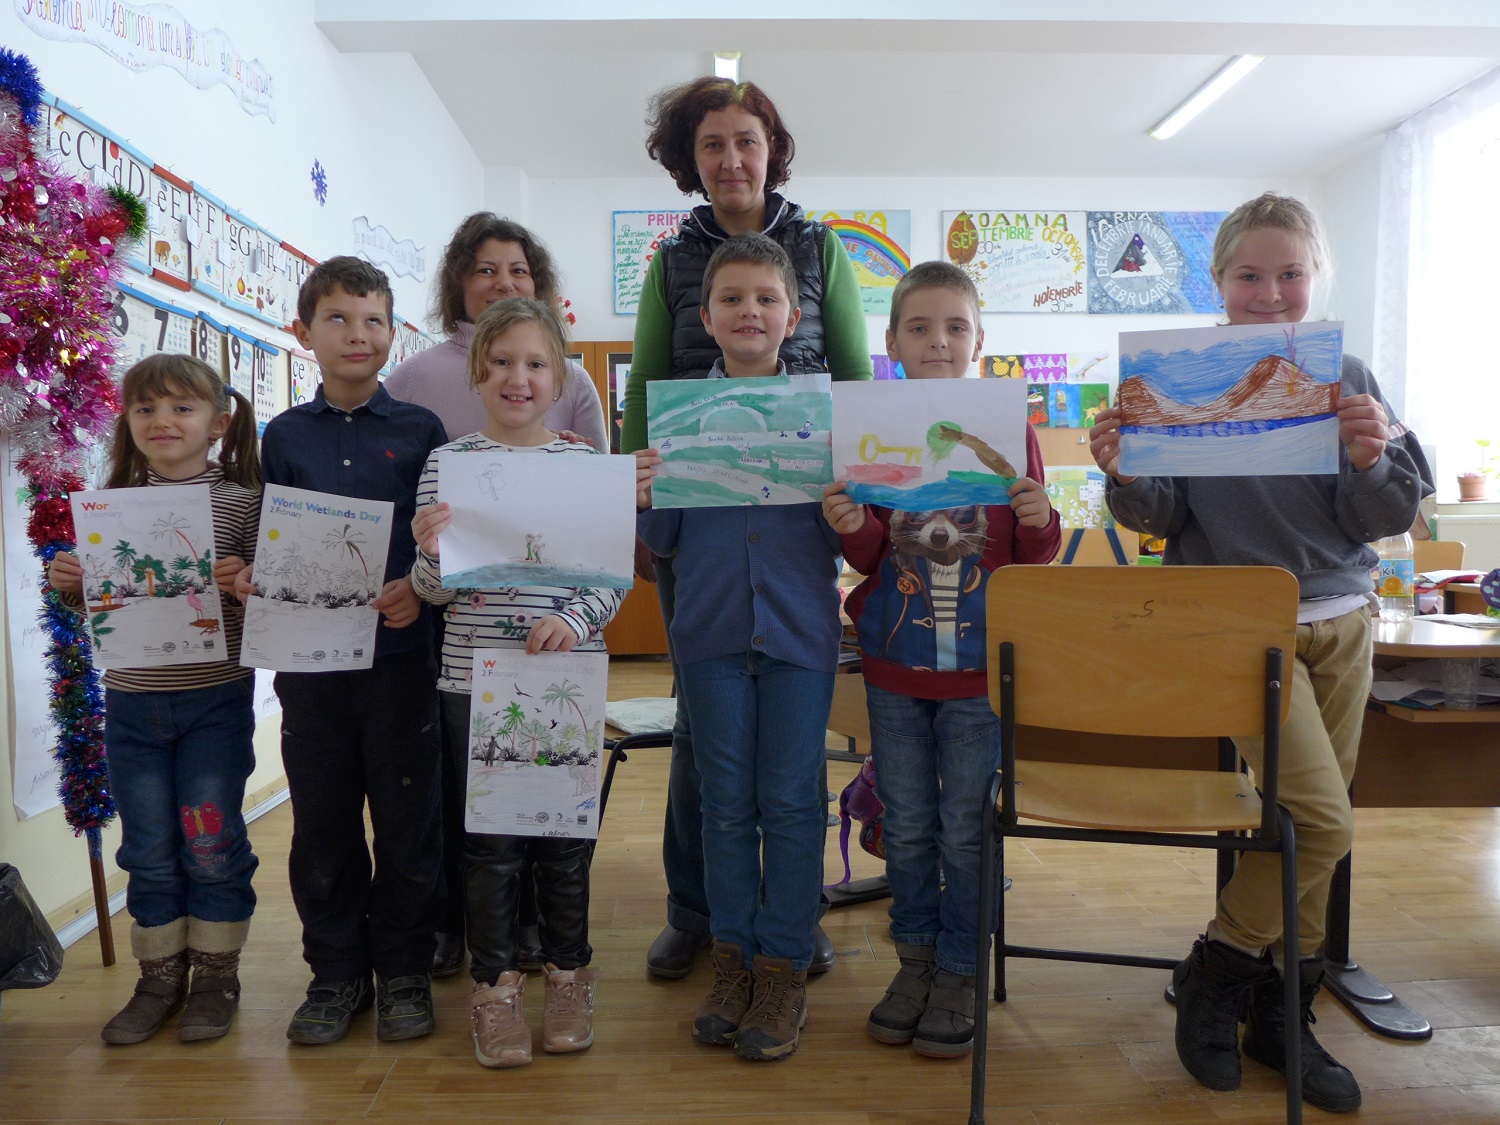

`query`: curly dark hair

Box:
[645,76,795,199]
[431,213,562,335]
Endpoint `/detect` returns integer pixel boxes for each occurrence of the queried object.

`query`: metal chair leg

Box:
[1279,805,1302,1125]
[969,772,1002,1125]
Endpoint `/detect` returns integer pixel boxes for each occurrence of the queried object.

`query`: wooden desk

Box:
[1326,617,1500,1040]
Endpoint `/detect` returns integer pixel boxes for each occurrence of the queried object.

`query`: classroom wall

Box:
[1312,143,1386,408]
[0,0,484,922]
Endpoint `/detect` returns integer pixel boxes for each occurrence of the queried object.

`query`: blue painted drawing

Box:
[648,375,834,507]
[1117,321,1344,477]
[1087,211,1227,314]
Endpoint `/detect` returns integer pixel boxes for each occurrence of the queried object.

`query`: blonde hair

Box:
[106,354,259,490]
[1211,191,1332,285]
[467,296,570,395]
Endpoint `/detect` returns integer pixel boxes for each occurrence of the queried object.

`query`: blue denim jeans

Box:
[677,651,834,970]
[865,682,1001,976]
[106,677,258,928]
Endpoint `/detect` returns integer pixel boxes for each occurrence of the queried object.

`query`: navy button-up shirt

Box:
[260,383,448,658]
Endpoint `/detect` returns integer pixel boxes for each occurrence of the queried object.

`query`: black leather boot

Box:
[1243,956,1362,1112]
[1171,935,1273,1091]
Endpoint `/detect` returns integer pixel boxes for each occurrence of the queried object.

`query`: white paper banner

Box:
[352,216,426,281]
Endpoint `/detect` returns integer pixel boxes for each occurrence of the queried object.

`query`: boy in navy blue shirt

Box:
[238,257,448,1045]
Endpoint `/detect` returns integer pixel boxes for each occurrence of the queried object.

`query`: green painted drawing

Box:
[647,375,833,507]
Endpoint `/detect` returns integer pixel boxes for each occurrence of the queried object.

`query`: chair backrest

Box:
[1414,539,1465,573]
[987,565,1298,739]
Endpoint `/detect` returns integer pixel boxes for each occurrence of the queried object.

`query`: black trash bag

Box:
[0,863,64,990]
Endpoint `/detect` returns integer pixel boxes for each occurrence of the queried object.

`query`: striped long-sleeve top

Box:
[411,434,623,694]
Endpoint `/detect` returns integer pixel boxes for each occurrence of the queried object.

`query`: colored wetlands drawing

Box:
[466,649,607,840]
[436,449,635,590]
[1117,321,1344,477]
[240,485,395,673]
[831,380,1029,511]
[648,375,834,507]
[69,484,226,668]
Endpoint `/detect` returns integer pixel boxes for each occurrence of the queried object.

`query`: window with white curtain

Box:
[1377,66,1500,493]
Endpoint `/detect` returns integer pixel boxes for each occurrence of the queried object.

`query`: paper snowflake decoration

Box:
[310,159,328,206]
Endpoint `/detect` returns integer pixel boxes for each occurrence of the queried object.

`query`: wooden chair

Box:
[1414,538,1465,573]
[970,566,1303,1125]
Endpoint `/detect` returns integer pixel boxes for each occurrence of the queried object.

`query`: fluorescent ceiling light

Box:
[1149,55,1265,140]
[714,52,740,82]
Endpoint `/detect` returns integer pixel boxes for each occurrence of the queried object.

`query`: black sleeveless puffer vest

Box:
[661,192,827,378]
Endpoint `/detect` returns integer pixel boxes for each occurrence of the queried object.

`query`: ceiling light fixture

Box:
[1149,55,1265,140]
[714,52,740,82]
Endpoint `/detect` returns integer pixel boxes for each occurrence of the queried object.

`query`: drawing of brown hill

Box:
[1120,355,1339,426]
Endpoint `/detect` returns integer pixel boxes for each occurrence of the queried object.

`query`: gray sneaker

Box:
[286,977,373,1045]
[377,974,435,1041]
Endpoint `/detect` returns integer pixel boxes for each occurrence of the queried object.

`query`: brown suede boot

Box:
[178,918,250,1043]
[101,919,189,1045]
[734,954,808,1062]
[867,942,936,1045]
[694,941,753,1047]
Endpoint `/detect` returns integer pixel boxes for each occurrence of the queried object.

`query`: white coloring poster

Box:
[436,448,636,590]
[465,648,607,839]
[69,484,227,668]
[240,485,394,672]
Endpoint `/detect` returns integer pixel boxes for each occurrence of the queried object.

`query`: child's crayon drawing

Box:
[832,380,1028,511]
[437,449,636,589]
[648,375,834,507]
[1045,466,1114,529]
[466,649,607,840]
[943,210,1088,313]
[806,209,912,315]
[1087,211,1227,314]
[1117,321,1344,476]
[70,484,225,668]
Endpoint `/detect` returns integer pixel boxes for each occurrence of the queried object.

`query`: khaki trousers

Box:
[1216,606,1372,955]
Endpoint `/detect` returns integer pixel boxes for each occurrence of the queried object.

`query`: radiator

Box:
[1433,510,1500,572]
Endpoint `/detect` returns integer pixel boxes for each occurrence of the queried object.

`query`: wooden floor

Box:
[5,656,1500,1122]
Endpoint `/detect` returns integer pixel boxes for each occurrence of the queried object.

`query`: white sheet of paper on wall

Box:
[183,216,201,247]
[216,238,233,267]
[249,247,262,275]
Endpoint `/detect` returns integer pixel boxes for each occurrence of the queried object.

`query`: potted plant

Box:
[1458,438,1496,501]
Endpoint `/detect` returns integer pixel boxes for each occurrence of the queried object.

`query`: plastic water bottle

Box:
[1374,533,1415,622]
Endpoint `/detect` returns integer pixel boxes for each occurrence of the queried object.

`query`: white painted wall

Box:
[0,0,484,920]
[1313,144,1385,403]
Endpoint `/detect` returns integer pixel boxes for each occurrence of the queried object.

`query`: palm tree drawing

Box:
[196,554,214,586]
[500,701,526,755]
[542,679,590,731]
[322,524,370,593]
[520,717,548,761]
[112,539,138,586]
[132,554,166,597]
[152,513,199,562]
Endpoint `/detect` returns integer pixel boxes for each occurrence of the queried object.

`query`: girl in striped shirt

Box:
[47,353,261,1046]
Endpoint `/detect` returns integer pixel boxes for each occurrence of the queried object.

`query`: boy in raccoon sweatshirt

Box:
[821,262,1060,1058]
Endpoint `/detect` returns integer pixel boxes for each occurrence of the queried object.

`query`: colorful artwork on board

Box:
[807,209,912,315]
[146,165,193,290]
[872,356,905,381]
[832,380,1028,510]
[1117,321,1344,476]
[648,375,834,507]
[466,650,607,839]
[943,210,1088,313]
[1086,211,1227,314]
[1045,467,1114,529]
[613,210,691,315]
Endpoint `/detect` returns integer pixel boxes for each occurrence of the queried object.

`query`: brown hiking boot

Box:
[734,954,808,1062]
[542,962,598,1053]
[913,968,977,1058]
[470,972,531,1068]
[693,941,753,1047]
[178,973,241,1042]
[867,942,936,1044]
[102,924,189,1046]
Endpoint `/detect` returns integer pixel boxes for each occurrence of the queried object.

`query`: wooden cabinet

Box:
[569,341,669,656]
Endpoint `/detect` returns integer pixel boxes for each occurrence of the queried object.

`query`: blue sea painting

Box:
[648,375,833,507]
[1117,321,1344,477]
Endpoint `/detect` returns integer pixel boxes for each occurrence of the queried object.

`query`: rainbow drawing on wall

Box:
[807,209,912,315]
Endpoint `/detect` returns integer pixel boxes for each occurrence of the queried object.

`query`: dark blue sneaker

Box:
[377,974,435,1041]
